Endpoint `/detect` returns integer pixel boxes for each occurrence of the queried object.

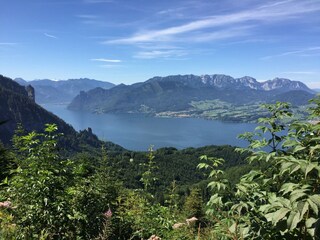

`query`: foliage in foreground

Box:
[0,124,119,239]
[198,101,320,239]
[1,97,320,239]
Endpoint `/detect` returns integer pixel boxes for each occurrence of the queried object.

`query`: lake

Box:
[42,104,257,151]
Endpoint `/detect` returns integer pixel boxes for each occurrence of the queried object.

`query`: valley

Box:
[67,74,315,123]
[156,99,310,122]
[1,74,320,239]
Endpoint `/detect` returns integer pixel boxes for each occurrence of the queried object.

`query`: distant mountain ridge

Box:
[0,74,123,151]
[158,74,312,92]
[15,78,115,104]
[68,74,315,116]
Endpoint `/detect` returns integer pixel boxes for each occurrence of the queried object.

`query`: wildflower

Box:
[172,222,185,229]
[186,216,198,225]
[148,235,161,240]
[0,201,12,209]
[103,208,112,218]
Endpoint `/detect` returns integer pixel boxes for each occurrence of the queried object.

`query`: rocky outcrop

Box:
[25,85,35,102]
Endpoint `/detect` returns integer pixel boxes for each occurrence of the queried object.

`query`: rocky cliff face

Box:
[0,74,124,152]
[0,75,76,144]
[25,85,35,102]
[199,75,312,92]
[147,74,313,92]
[261,78,311,92]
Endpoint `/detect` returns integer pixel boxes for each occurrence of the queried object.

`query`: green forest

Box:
[1,98,320,239]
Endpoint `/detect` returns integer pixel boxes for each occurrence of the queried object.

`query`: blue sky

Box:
[1,0,320,87]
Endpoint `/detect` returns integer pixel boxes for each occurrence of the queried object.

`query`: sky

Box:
[1,0,320,88]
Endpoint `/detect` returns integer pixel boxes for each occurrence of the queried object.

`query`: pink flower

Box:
[103,208,112,218]
[0,201,12,209]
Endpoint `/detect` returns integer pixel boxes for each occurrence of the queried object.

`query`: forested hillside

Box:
[68,74,315,122]
[0,75,123,153]
[1,92,320,239]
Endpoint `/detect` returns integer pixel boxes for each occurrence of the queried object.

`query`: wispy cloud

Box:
[77,14,99,20]
[104,0,320,44]
[156,7,187,19]
[76,14,105,26]
[90,58,122,63]
[134,49,188,59]
[262,46,320,60]
[0,42,17,45]
[83,0,113,3]
[44,33,58,39]
[182,26,253,42]
[281,71,317,75]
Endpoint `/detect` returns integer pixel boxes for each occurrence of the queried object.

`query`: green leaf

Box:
[290,164,301,175]
[298,201,309,220]
[287,211,300,230]
[290,192,307,203]
[309,195,320,207]
[280,182,298,195]
[197,163,209,169]
[280,162,295,174]
[305,162,317,177]
[272,208,290,225]
[264,213,274,222]
[292,145,306,153]
[256,125,268,133]
[199,155,208,161]
[229,222,237,233]
[310,145,320,155]
[240,226,250,237]
[307,199,318,215]
[306,217,317,228]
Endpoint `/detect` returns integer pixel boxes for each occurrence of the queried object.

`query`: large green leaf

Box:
[305,162,318,177]
[309,195,320,207]
[290,191,307,203]
[287,211,300,230]
[307,199,318,215]
[272,208,290,225]
[298,201,309,221]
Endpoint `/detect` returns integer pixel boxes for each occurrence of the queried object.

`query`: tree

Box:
[1,124,120,239]
[183,188,204,219]
[199,97,320,239]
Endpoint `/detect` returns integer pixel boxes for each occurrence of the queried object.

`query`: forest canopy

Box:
[1,97,320,239]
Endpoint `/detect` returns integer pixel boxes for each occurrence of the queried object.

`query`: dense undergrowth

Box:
[1,97,320,239]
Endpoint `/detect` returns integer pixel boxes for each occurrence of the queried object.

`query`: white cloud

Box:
[182,26,253,42]
[90,58,122,63]
[134,49,188,59]
[104,0,320,44]
[76,14,99,19]
[44,33,58,39]
[262,46,320,60]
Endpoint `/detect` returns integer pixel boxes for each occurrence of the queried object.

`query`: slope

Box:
[0,75,123,152]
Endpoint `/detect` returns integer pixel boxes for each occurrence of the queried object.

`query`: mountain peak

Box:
[261,78,312,92]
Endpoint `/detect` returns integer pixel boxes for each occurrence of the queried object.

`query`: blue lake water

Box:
[42,104,257,151]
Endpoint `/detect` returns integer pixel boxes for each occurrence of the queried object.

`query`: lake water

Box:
[42,104,257,151]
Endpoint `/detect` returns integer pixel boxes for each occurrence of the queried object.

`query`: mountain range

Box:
[0,75,122,152]
[68,74,315,115]
[15,78,115,104]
